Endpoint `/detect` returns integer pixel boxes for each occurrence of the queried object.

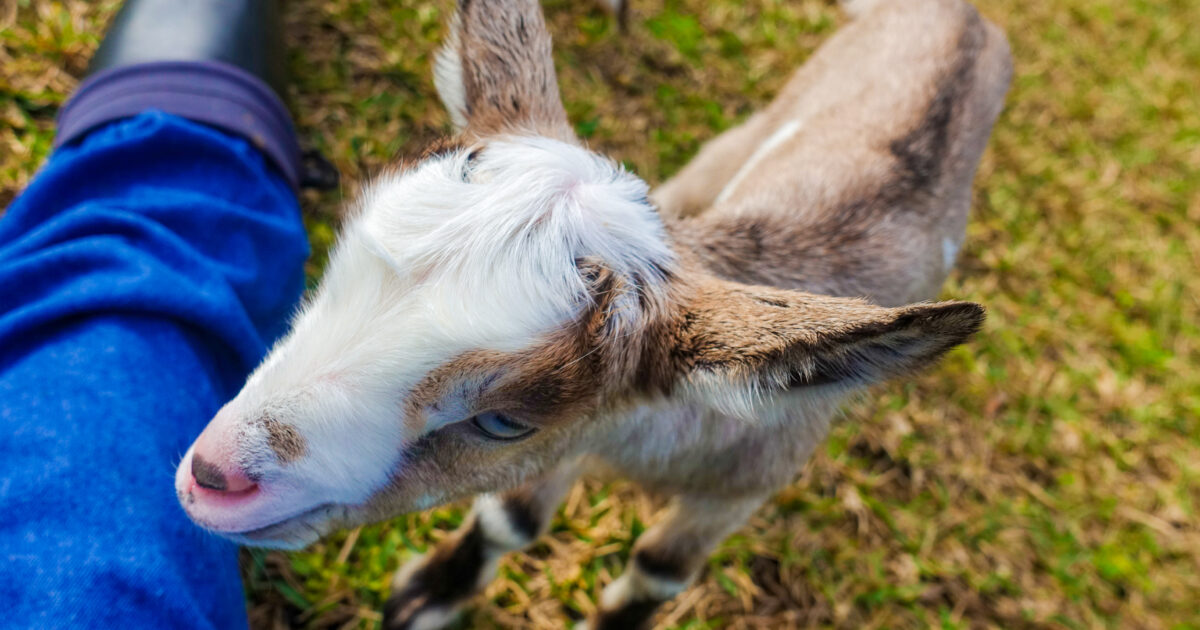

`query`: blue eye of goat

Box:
[471,412,535,441]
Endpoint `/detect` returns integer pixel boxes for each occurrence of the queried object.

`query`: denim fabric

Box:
[0,111,308,629]
[55,61,303,190]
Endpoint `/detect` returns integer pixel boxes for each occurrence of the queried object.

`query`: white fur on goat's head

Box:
[175,128,678,546]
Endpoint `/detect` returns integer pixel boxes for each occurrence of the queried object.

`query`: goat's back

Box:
[663,0,1012,306]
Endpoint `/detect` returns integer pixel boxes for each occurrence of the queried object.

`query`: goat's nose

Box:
[190,453,255,493]
[189,406,257,494]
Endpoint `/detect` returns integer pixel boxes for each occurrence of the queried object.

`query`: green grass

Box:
[3,0,1199,628]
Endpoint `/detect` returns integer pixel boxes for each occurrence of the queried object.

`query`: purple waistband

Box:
[55,60,301,190]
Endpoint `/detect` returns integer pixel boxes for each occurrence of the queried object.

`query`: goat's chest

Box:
[585,401,836,496]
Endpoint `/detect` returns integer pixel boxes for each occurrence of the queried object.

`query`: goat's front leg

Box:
[585,493,767,630]
[384,463,579,630]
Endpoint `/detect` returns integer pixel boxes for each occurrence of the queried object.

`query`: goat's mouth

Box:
[219,503,342,550]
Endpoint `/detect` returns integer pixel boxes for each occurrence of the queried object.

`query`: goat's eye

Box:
[471,412,535,441]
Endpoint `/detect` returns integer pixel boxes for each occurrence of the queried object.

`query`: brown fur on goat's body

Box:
[659,0,1012,307]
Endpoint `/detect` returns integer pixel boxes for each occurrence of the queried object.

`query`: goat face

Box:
[175,135,676,548]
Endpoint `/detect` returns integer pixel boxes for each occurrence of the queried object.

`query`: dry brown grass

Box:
[3,0,1198,628]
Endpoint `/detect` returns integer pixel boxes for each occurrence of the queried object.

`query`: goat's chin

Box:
[216,504,343,550]
[226,529,318,551]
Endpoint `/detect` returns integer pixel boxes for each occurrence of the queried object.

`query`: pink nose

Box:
[190,424,256,494]
[191,452,256,493]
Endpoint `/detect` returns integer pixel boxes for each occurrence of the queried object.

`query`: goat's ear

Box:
[434,0,574,142]
[665,280,984,416]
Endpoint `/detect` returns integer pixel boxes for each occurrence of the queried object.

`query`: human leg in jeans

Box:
[0,1,310,627]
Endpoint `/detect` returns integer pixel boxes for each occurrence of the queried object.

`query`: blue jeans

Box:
[0,100,308,627]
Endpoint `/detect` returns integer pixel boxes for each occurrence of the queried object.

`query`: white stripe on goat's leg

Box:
[587,494,767,630]
[384,464,579,630]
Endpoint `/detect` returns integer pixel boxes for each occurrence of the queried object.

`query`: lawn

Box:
[3,0,1199,628]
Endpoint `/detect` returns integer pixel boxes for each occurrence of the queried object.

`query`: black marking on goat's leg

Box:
[383,468,579,630]
[633,545,696,582]
[499,483,556,543]
[589,494,767,630]
[384,521,486,630]
[592,598,667,630]
[502,497,542,542]
[588,555,688,630]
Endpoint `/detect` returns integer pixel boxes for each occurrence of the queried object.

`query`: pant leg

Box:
[0,111,309,628]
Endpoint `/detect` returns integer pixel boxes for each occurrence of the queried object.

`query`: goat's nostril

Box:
[190,452,257,495]
[192,453,228,491]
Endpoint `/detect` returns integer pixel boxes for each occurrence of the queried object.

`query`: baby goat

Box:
[175,0,1011,628]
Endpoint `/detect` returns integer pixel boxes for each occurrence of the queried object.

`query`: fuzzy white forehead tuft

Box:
[353,136,675,344]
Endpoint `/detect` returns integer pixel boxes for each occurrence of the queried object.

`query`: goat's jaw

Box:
[218,505,336,551]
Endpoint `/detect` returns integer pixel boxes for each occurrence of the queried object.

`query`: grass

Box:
[3,0,1199,628]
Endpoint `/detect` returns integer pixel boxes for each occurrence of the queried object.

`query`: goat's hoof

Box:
[383,594,458,630]
[383,585,459,630]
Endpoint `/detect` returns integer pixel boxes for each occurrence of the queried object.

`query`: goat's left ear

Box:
[665,279,984,415]
[434,0,574,142]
